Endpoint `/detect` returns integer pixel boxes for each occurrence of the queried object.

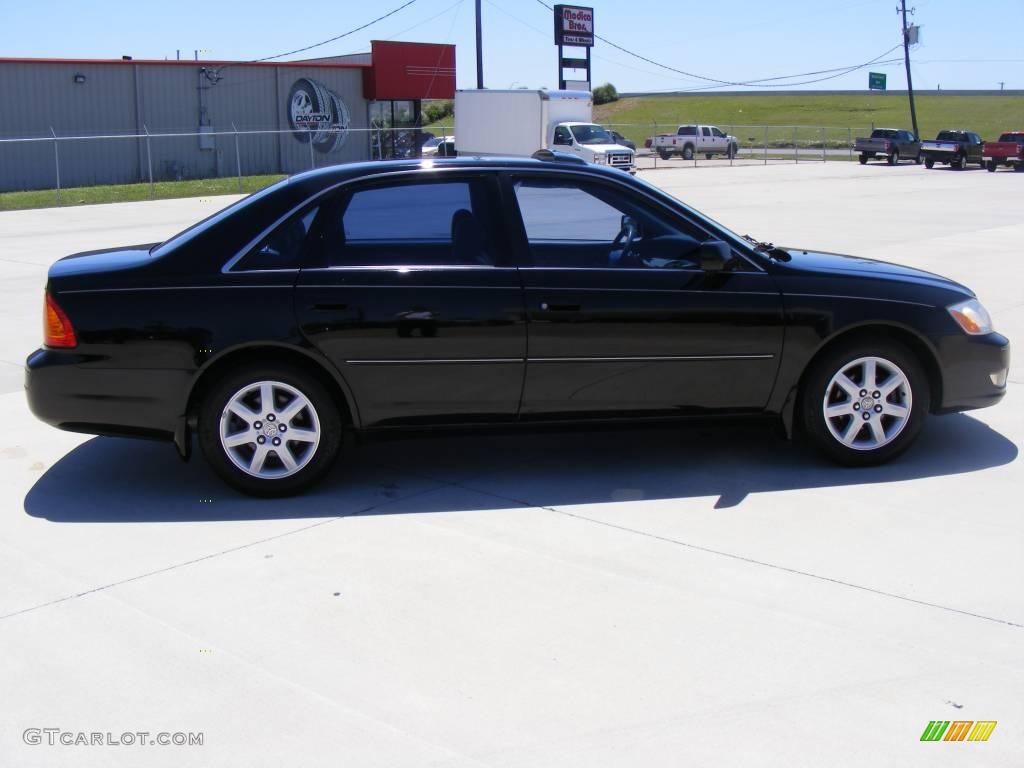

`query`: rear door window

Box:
[320,179,498,268]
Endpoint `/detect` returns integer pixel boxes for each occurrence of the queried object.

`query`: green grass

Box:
[0,174,286,212]
[595,93,1023,149]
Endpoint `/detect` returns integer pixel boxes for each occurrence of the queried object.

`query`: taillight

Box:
[44,292,77,348]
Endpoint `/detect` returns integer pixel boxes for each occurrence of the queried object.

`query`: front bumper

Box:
[936,332,1010,413]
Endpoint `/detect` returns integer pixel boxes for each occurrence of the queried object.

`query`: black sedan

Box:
[26,157,1009,495]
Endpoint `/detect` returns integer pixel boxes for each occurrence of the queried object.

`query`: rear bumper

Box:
[936,333,1010,413]
[25,348,187,443]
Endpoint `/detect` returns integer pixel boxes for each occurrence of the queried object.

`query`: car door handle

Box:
[540,302,581,312]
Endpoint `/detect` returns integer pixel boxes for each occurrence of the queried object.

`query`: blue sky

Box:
[5,0,1023,91]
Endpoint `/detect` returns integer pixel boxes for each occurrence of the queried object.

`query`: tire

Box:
[682,144,695,161]
[800,339,929,467]
[952,155,964,170]
[924,158,934,169]
[914,152,923,164]
[656,147,671,160]
[1015,162,1024,172]
[199,364,342,496]
[887,149,899,165]
[727,143,737,159]
[858,154,868,165]
[987,160,997,172]
[286,77,351,153]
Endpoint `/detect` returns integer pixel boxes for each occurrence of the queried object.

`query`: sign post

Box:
[868,72,887,91]
[553,5,594,90]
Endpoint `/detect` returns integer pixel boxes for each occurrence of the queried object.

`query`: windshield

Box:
[871,129,898,139]
[936,131,966,142]
[569,124,614,145]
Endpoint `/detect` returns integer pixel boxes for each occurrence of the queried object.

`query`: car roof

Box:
[285,156,623,188]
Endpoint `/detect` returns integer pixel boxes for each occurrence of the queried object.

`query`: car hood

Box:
[778,248,973,295]
[581,143,633,153]
[49,245,159,278]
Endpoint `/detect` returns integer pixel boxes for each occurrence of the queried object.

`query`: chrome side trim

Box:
[345,358,524,365]
[529,354,775,362]
[344,354,773,365]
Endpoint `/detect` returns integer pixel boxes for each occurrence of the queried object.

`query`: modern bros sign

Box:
[553,4,594,47]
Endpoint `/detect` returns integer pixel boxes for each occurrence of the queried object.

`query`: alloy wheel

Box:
[219,380,321,478]
[822,356,912,451]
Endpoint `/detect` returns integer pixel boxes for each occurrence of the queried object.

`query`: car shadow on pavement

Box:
[24,412,1017,523]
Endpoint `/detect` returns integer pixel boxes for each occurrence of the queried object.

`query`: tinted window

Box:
[234,206,319,271]
[872,129,898,139]
[327,180,495,267]
[513,178,707,269]
[937,131,966,142]
[678,126,697,136]
[553,126,573,145]
[701,127,711,137]
[998,133,1024,143]
[712,127,725,138]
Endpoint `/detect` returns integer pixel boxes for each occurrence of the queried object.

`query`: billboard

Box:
[553,5,594,47]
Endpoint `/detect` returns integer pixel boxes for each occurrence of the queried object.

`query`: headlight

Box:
[592,154,606,164]
[947,298,994,335]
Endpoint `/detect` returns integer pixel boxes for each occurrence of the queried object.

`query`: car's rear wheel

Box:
[656,147,671,160]
[199,365,342,496]
[888,149,899,165]
[952,155,964,170]
[682,144,695,160]
[924,157,934,169]
[987,159,997,172]
[801,340,929,466]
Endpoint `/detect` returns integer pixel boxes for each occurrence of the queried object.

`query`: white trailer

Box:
[454,89,635,172]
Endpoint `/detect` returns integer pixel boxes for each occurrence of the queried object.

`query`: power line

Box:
[243,0,422,65]
[534,0,900,88]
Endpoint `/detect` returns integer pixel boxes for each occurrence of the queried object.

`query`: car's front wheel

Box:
[801,340,929,466]
[199,365,342,496]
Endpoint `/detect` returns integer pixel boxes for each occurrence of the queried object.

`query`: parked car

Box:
[983,132,1024,172]
[854,128,921,165]
[649,125,739,160]
[422,135,456,158]
[26,157,1009,496]
[606,129,636,152]
[920,130,985,169]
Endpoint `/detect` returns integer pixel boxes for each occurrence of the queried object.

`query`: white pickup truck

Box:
[455,89,636,172]
[648,124,739,160]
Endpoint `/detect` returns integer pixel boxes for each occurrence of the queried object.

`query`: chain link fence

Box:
[0,122,869,205]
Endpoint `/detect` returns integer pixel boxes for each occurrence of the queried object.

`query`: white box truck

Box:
[454,89,636,173]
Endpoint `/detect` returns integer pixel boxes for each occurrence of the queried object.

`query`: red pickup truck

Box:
[983,132,1024,172]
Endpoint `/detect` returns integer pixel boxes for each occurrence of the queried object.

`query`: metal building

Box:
[0,41,456,192]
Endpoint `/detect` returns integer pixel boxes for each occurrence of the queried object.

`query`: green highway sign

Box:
[869,72,887,91]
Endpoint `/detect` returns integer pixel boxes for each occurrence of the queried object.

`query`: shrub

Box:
[423,100,454,124]
[592,83,619,105]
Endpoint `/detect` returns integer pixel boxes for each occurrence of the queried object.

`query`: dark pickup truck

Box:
[854,128,921,165]
[983,132,1024,172]
[920,130,985,169]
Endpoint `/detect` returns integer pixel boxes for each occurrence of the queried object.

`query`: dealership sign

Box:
[553,5,594,47]
[286,77,351,153]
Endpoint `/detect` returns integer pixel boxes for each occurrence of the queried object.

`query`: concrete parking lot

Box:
[1,162,1021,766]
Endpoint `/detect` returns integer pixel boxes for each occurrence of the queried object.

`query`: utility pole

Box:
[899,1,919,140]
[475,0,484,89]
[998,81,1005,91]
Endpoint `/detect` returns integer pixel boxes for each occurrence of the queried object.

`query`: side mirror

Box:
[698,240,734,271]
